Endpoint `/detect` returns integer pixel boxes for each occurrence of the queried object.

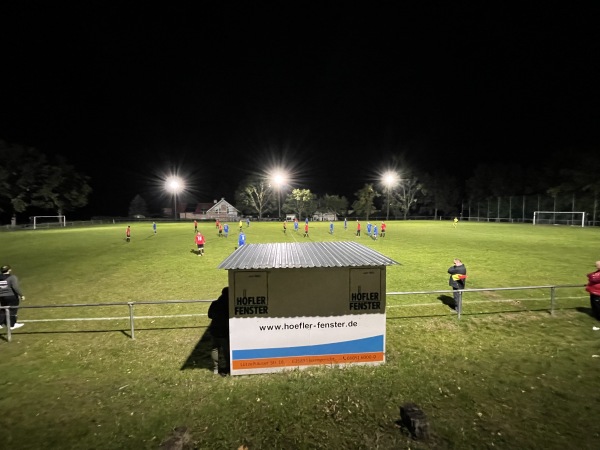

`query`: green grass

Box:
[1,220,599,449]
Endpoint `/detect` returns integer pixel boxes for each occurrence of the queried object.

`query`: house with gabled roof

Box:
[180,198,240,221]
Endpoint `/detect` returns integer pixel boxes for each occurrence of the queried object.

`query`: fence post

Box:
[550,286,556,316]
[128,302,135,339]
[457,291,463,320]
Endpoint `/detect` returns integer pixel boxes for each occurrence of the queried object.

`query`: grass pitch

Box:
[0,220,599,449]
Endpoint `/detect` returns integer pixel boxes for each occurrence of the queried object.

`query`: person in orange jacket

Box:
[585,261,600,320]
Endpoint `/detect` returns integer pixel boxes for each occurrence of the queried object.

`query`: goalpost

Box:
[33,215,66,229]
[533,211,586,227]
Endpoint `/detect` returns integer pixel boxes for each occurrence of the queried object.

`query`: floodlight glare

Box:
[382,171,399,221]
[271,170,288,220]
[165,176,184,220]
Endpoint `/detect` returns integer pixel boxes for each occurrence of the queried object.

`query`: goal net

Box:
[33,215,66,229]
[533,211,585,227]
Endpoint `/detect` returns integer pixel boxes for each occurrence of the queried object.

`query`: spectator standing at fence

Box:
[585,261,600,320]
[448,258,467,311]
[153,222,157,234]
[0,265,25,330]
[195,231,206,256]
[126,225,131,242]
[208,286,231,376]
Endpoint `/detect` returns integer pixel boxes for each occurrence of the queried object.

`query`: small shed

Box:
[217,241,399,375]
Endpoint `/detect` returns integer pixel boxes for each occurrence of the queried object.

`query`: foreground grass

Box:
[1,311,599,449]
[1,220,599,449]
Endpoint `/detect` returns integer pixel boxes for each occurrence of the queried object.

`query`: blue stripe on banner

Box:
[232,335,383,360]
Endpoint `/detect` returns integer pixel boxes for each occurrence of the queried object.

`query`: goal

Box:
[532,211,585,227]
[33,215,66,229]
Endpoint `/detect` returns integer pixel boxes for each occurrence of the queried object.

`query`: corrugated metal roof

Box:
[217,241,400,270]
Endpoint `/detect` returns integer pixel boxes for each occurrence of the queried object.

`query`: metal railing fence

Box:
[387,284,585,320]
[0,284,587,342]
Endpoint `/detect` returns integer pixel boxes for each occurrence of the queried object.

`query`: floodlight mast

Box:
[272,172,287,220]
[166,177,183,221]
[383,172,399,221]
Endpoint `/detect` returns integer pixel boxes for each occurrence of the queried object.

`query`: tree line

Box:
[234,149,600,223]
[3,137,597,225]
[0,140,92,223]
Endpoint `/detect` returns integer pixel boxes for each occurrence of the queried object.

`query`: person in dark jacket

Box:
[585,261,600,320]
[448,258,467,311]
[0,265,25,330]
[208,287,230,376]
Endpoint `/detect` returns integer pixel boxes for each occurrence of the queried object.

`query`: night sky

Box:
[2,3,599,217]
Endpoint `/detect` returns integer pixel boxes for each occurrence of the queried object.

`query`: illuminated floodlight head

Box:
[271,170,288,188]
[165,175,185,220]
[383,171,399,189]
[165,176,184,194]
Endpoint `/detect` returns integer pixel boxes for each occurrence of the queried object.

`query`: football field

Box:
[0,220,599,449]
[1,219,594,323]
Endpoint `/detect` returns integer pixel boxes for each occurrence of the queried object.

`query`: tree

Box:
[391,177,423,220]
[31,156,92,215]
[316,194,349,217]
[0,141,46,215]
[128,195,149,217]
[420,171,461,219]
[282,188,316,220]
[234,177,275,219]
[544,148,600,224]
[352,184,379,220]
[0,140,91,219]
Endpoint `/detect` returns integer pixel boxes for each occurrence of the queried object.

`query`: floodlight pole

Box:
[173,193,177,221]
[272,171,288,220]
[383,172,397,221]
[386,187,391,221]
[166,176,183,222]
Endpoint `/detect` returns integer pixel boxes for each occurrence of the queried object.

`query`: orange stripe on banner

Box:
[232,352,384,370]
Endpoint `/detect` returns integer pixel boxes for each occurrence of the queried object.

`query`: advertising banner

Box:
[229,268,386,375]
